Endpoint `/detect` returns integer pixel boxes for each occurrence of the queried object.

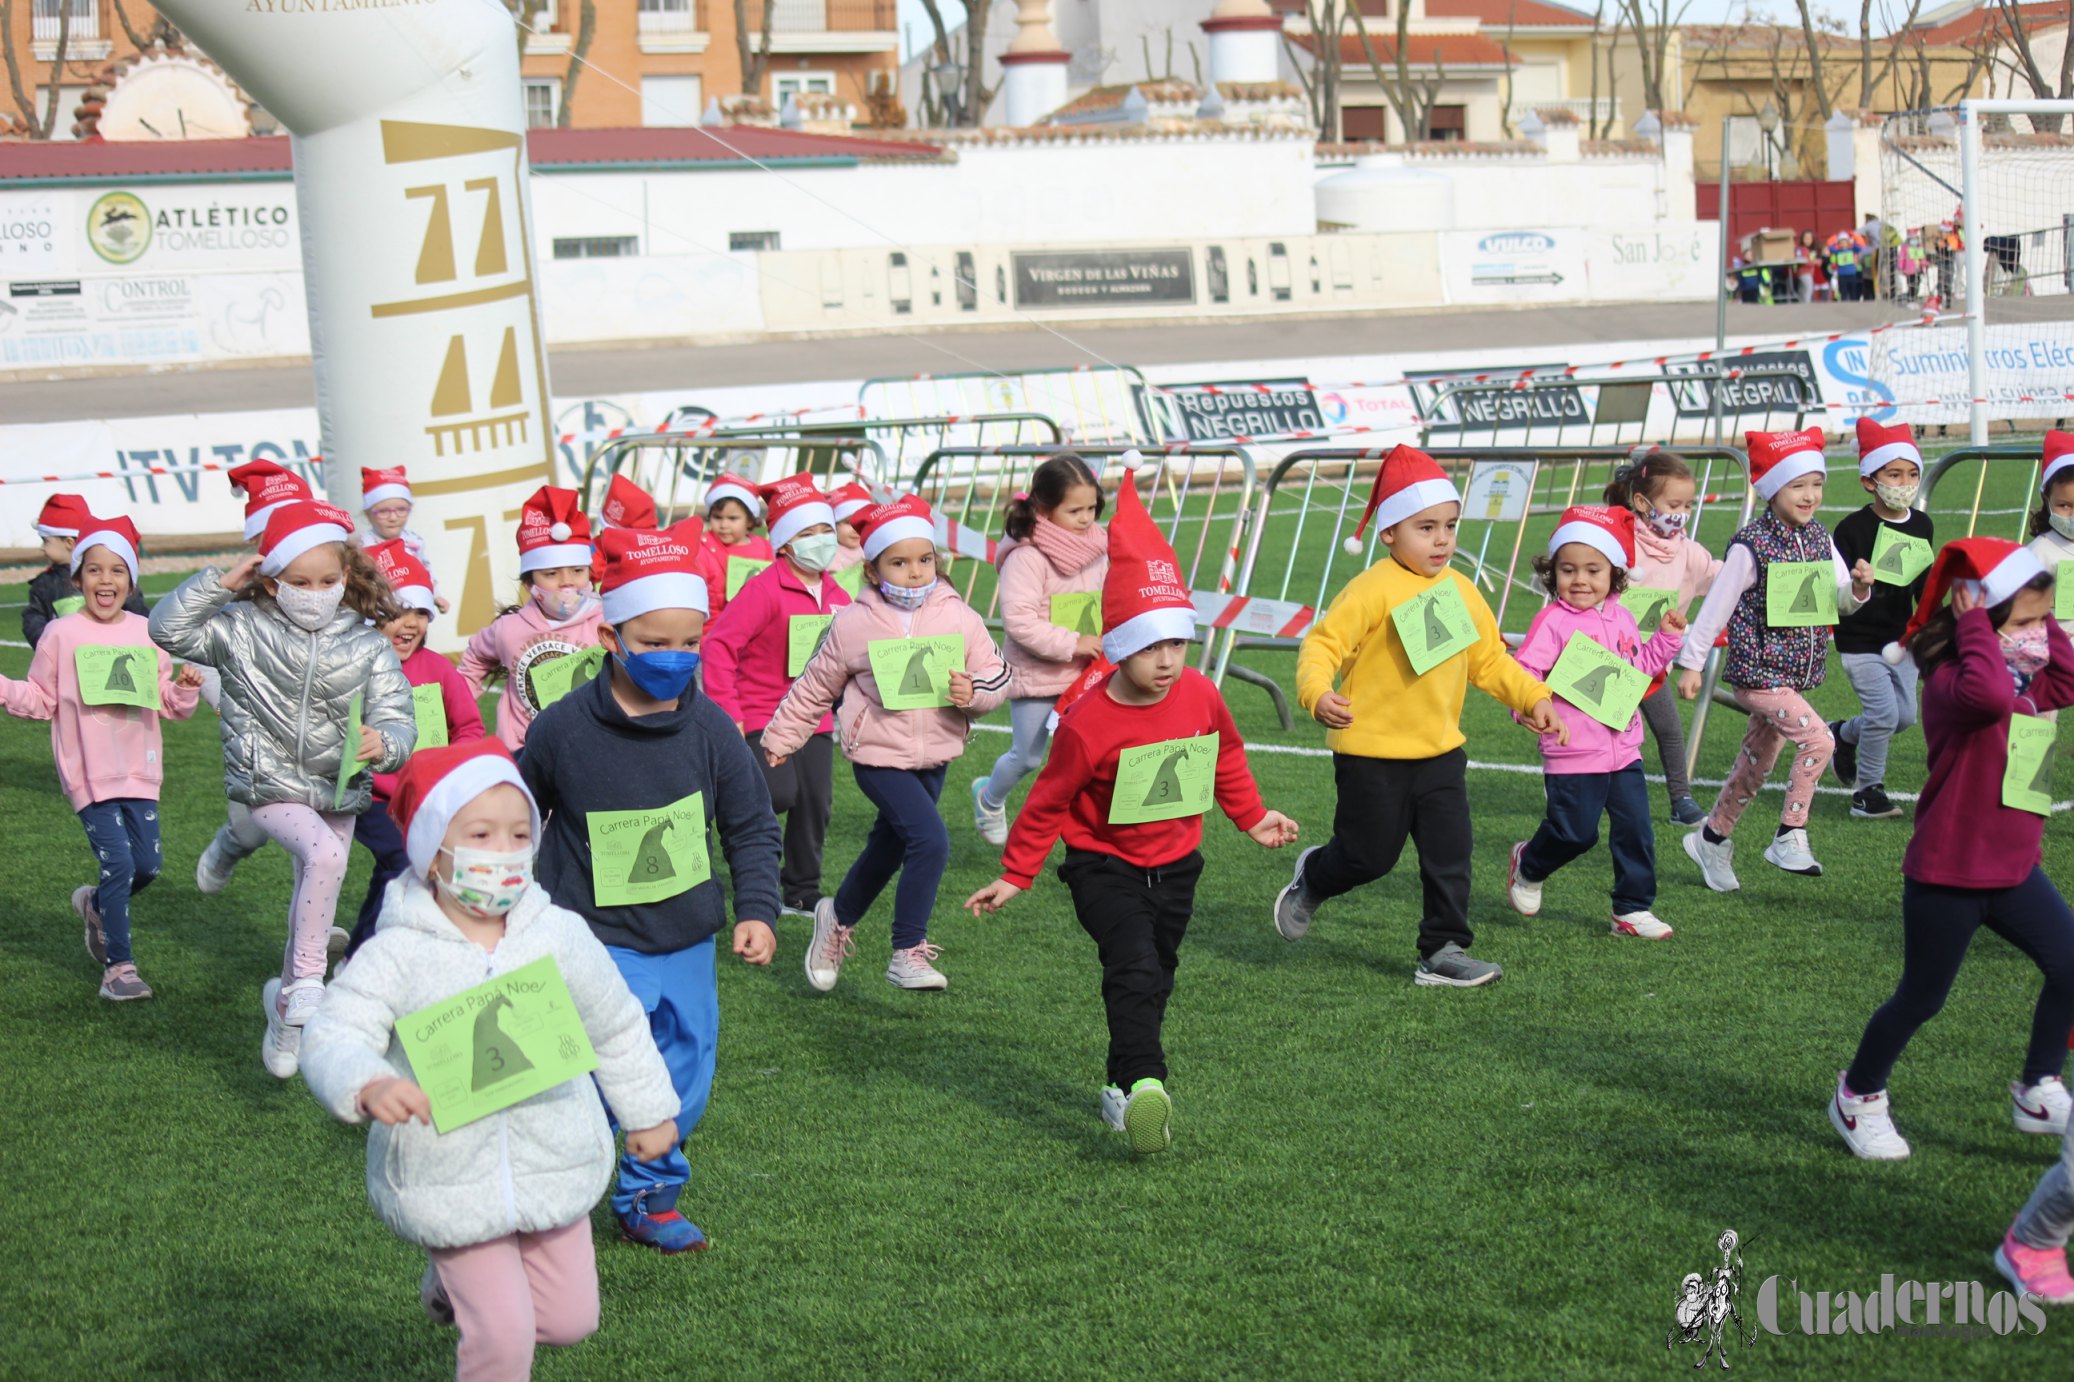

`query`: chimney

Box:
[1001,0,1071,127]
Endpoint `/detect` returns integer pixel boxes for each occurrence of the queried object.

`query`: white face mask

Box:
[274,581,346,631]
[2051,512,2074,542]
[879,578,936,610]
[437,844,533,917]
[789,533,839,573]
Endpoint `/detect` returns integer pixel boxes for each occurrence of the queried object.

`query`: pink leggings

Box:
[429,1219,599,1381]
[251,802,354,989]
[1708,687,1835,835]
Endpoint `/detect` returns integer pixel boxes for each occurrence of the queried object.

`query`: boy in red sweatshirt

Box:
[966,455,1298,1155]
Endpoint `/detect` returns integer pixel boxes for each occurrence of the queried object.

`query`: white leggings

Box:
[253,803,354,990]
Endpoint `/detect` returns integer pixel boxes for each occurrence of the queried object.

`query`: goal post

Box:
[1960,98,2074,445]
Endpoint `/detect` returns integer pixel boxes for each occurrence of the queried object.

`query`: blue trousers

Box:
[1517,762,1656,915]
[604,939,718,1217]
[78,799,163,968]
[835,762,949,950]
[345,800,410,959]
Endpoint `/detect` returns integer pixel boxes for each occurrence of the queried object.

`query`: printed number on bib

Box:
[1390,579,1478,676]
[73,645,160,711]
[1546,633,1651,731]
[2004,713,2057,817]
[586,792,712,907]
[788,614,836,677]
[1870,525,1933,587]
[866,634,965,710]
[1766,561,1837,628]
[1110,733,1219,825]
[396,956,600,1134]
[1618,587,1677,635]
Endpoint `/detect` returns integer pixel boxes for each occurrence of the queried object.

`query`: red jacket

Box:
[373,646,485,801]
[702,557,852,734]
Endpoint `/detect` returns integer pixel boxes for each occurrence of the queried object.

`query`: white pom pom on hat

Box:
[550,521,572,542]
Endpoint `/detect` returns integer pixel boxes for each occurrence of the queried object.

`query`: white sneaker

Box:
[778,902,816,922]
[886,942,948,991]
[1763,827,1823,877]
[804,897,853,993]
[326,927,350,969]
[280,976,324,1027]
[2013,1076,2073,1135]
[1830,1073,1910,1160]
[1099,1084,1128,1133]
[195,837,234,895]
[260,977,301,1080]
[1683,830,1740,893]
[971,779,1008,847]
[1612,909,1674,940]
[1506,841,1542,918]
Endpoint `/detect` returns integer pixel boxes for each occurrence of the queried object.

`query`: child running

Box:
[971,452,1109,846]
[520,520,781,1253]
[1826,419,1935,819]
[1276,446,1565,987]
[828,480,873,586]
[358,464,448,613]
[343,540,485,958]
[1830,538,2074,1161]
[2026,431,2074,671]
[964,458,1298,1154]
[1676,429,1875,887]
[699,472,775,619]
[1506,506,1685,939]
[1606,449,1718,825]
[703,476,853,921]
[151,499,416,1077]
[21,494,147,647]
[1997,1119,2074,1304]
[301,741,682,1378]
[0,514,200,999]
[459,486,604,751]
[763,494,1009,993]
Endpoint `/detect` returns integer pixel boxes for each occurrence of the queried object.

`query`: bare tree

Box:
[915,0,1000,126]
[1859,0,1926,108]
[1499,0,1520,137]
[1791,0,1836,121]
[555,0,595,126]
[5,0,77,138]
[112,0,178,52]
[735,0,776,98]
[1348,0,1445,141]
[1615,0,1697,113]
[1991,0,2074,101]
[1282,0,1347,140]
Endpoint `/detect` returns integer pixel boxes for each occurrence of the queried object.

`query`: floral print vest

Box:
[1723,509,1833,691]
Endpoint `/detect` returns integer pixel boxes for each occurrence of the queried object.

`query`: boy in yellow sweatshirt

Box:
[1278,444,1565,986]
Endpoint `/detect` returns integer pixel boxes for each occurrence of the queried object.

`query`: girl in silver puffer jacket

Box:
[151,499,415,1079]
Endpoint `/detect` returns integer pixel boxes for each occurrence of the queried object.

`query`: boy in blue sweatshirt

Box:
[520,519,781,1253]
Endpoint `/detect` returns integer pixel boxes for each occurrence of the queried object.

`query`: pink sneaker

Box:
[1995,1229,2074,1303]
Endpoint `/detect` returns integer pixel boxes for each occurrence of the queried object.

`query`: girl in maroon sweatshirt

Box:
[1831,538,2074,1163]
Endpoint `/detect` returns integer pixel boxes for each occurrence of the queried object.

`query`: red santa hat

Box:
[1344,445,1462,554]
[367,538,437,616]
[516,486,593,575]
[761,474,837,552]
[829,480,874,523]
[390,740,540,883]
[228,459,314,542]
[597,516,710,624]
[1101,452,1199,662]
[34,493,91,539]
[259,500,355,577]
[1854,418,1922,479]
[1547,504,1637,571]
[599,473,659,531]
[705,472,763,520]
[2042,430,2074,492]
[1883,536,2047,664]
[68,513,142,584]
[857,494,936,561]
[360,465,412,510]
[1746,427,1829,500]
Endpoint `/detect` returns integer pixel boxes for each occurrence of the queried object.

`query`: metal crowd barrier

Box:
[704,411,1064,493]
[577,434,893,522]
[1919,445,2048,541]
[859,366,1159,449]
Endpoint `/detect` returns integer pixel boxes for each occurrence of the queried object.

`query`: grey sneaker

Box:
[1273,846,1322,941]
[1415,942,1503,988]
[1683,829,1740,893]
[260,977,301,1080]
[72,885,105,965]
[194,834,235,895]
[1763,827,1823,877]
[1098,1084,1128,1134]
[971,778,1008,847]
[98,962,153,1001]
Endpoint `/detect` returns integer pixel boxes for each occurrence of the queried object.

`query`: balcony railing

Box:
[768,0,895,31]
[637,0,707,33]
[32,1,100,42]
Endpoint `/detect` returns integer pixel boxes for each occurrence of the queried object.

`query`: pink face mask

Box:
[2001,625,2051,679]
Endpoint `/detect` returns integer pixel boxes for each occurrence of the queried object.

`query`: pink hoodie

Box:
[702,557,853,734]
[1627,522,1721,610]
[1513,598,1683,774]
[996,523,1108,700]
[371,645,486,800]
[761,581,1009,769]
[458,597,606,750]
[0,611,200,810]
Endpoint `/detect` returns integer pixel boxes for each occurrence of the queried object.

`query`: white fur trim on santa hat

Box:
[390,584,437,616]
[769,499,835,553]
[601,570,709,625]
[832,494,871,522]
[404,755,540,881]
[1754,446,1826,499]
[35,520,81,539]
[1980,547,2047,609]
[707,481,763,519]
[243,500,293,543]
[2045,456,2074,491]
[69,531,138,583]
[260,518,351,576]
[1859,440,1923,478]
[1547,518,1630,571]
[863,515,934,561]
[519,541,592,575]
[1101,605,1199,663]
[1347,477,1461,554]
[362,483,412,509]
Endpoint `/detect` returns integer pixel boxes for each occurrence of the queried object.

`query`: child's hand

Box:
[1247,811,1300,848]
[732,919,776,966]
[1850,558,1876,593]
[1952,583,1982,614]
[219,554,262,593]
[175,665,205,689]
[765,746,789,768]
[1659,608,1688,635]
[1312,691,1354,729]
[359,1076,433,1126]
[435,596,451,614]
[965,879,1021,916]
[625,1119,679,1163]
[1522,698,1569,744]
[356,725,385,763]
[1678,668,1704,700]
[1075,634,1102,659]
[946,669,974,707]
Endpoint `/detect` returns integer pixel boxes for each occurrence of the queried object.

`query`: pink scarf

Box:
[1026,516,1107,576]
[1632,521,1683,569]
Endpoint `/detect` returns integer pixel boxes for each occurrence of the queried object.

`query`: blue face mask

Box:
[613,642,700,701]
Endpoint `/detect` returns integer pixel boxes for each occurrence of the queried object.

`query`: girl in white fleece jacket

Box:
[301,741,678,1382]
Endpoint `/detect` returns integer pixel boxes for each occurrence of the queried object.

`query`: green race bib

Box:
[586,792,711,907]
[833,562,867,597]
[726,556,772,601]
[529,645,606,710]
[1870,524,1933,586]
[335,691,365,810]
[1049,591,1104,636]
[1108,732,1219,825]
[2005,713,2057,816]
[1390,579,1479,676]
[1618,586,1678,635]
[395,955,600,1135]
[787,614,836,677]
[2056,561,2074,623]
[1546,632,1650,732]
[1766,560,1837,628]
[51,595,85,618]
[866,634,965,711]
[412,683,449,749]
[73,645,159,711]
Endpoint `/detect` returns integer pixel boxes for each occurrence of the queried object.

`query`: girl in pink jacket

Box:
[1505,507,1685,941]
[0,515,201,1000]
[971,454,1109,847]
[700,472,777,619]
[458,486,604,751]
[763,495,1008,993]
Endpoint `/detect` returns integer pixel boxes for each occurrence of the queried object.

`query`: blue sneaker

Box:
[619,1188,708,1254]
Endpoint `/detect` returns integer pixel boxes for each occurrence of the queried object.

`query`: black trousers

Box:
[745,729,834,910]
[1059,848,1204,1089]
[1304,749,1473,959]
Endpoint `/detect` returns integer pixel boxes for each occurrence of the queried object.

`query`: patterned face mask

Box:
[2001,624,2051,681]
[274,581,345,631]
[1642,507,1688,539]
[1873,481,1919,511]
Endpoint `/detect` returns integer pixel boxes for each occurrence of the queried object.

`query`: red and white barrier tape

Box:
[1191,589,1315,638]
[0,459,325,487]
